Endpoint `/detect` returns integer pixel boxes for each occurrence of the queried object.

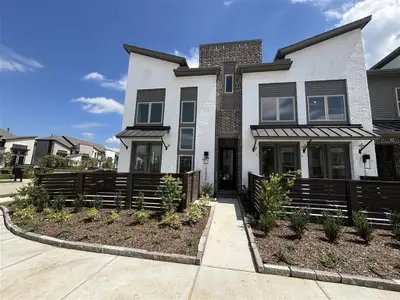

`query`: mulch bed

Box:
[11,208,210,256]
[253,220,400,280]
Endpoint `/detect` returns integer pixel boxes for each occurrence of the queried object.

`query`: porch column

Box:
[299,140,309,178]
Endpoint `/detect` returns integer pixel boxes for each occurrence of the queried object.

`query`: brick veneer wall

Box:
[199,40,262,191]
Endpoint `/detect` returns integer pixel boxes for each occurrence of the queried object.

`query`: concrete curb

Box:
[237,198,264,273]
[196,204,216,264]
[0,205,214,266]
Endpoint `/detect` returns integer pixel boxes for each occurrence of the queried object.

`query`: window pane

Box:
[179,156,193,173]
[309,146,325,178]
[309,97,325,121]
[279,97,294,121]
[261,146,275,176]
[328,96,345,120]
[181,102,195,123]
[280,146,295,173]
[329,146,347,179]
[149,144,162,172]
[261,98,277,121]
[225,75,233,93]
[180,128,194,150]
[150,103,163,123]
[134,144,148,172]
[137,103,149,123]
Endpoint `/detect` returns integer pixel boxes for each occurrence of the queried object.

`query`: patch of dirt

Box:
[254,220,400,280]
[13,208,210,256]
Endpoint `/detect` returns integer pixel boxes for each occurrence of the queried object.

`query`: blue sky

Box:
[0,0,398,149]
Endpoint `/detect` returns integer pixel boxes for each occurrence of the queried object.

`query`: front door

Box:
[219,148,236,190]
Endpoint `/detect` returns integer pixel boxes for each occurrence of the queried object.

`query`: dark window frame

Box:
[179,127,195,151]
[396,87,400,116]
[178,154,193,174]
[129,141,163,173]
[180,101,196,124]
[135,102,164,125]
[307,94,347,122]
[224,74,234,94]
[259,143,301,176]
[260,96,296,122]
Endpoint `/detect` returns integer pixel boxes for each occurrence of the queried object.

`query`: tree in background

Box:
[0,151,13,167]
[102,157,113,169]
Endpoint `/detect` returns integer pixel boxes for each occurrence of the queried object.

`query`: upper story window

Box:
[261,97,295,122]
[225,74,233,94]
[181,101,196,123]
[136,102,163,124]
[308,95,346,121]
[396,88,400,116]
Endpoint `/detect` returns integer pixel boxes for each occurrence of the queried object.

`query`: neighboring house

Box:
[367,46,400,179]
[0,128,37,166]
[105,149,119,169]
[116,15,378,193]
[34,135,106,166]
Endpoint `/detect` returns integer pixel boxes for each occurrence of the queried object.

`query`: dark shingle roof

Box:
[0,128,36,140]
[38,135,105,152]
[274,16,372,61]
[370,46,400,70]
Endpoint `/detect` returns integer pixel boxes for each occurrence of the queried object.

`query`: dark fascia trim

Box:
[250,124,363,129]
[239,59,292,73]
[199,39,262,48]
[370,46,400,69]
[124,125,171,131]
[3,136,37,140]
[367,68,400,76]
[174,67,219,77]
[274,15,372,61]
[123,44,188,67]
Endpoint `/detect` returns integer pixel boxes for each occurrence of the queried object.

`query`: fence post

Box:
[346,180,359,226]
[37,174,42,185]
[191,172,194,201]
[248,172,253,204]
[77,173,84,195]
[125,173,133,209]
[182,172,189,211]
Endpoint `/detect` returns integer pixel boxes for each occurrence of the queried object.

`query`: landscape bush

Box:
[13,205,36,224]
[52,195,66,211]
[319,250,342,269]
[184,203,204,225]
[289,208,310,239]
[114,193,123,212]
[353,211,374,242]
[390,211,400,241]
[48,209,72,222]
[276,244,295,265]
[157,175,184,214]
[322,211,342,243]
[16,183,50,212]
[136,191,144,211]
[85,207,100,222]
[92,196,103,210]
[201,183,213,197]
[160,212,181,229]
[133,209,151,225]
[106,210,121,224]
[259,213,276,234]
[74,194,86,212]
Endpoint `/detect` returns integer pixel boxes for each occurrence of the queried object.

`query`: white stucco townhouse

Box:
[0,128,37,166]
[116,15,378,193]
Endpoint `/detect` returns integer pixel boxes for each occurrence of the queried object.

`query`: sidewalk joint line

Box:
[316,280,333,300]
[201,264,256,274]
[0,247,57,271]
[187,266,201,300]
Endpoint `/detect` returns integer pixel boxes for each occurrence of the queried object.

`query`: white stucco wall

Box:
[4,138,36,165]
[51,142,70,155]
[118,53,216,187]
[382,55,400,69]
[78,144,94,156]
[242,29,377,185]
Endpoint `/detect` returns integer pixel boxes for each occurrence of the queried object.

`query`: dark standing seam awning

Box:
[11,144,28,150]
[373,120,400,135]
[115,126,171,150]
[250,125,379,153]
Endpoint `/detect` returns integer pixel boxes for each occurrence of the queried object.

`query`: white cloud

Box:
[72,97,124,114]
[82,72,126,91]
[291,0,400,67]
[81,132,95,139]
[224,1,233,6]
[0,45,43,72]
[106,136,119,144]
[174,48,199,68]
[291,0,334,6]
[72,122,106,129]
[106,147,120,152]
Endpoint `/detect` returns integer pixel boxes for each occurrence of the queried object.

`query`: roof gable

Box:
[370,46,400,70]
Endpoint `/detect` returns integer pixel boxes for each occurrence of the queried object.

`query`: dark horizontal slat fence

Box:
[38,171,201,211]
[248,172,400,228]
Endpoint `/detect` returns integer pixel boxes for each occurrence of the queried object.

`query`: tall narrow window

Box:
[181,101,195,123]
[178,155,193,173]
[261,97,295,122]
[396,88,400,116]
[308,95,346,121]
[179,128,194,150]
[225,74,233,94]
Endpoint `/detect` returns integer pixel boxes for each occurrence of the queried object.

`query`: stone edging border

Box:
[237,199,400,293]
[0,204,215,266]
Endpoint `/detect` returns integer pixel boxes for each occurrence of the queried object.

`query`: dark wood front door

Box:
[219,148,236,190]
[376,145,396,178]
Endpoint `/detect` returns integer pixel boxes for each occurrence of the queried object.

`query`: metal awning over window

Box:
[11,144,28,150]
[115,126,171,150]
[373,120,400,136]
[250,125,379,153]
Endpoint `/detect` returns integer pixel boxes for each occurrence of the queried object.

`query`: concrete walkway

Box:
[202,198,254,272]
[1,209,399,299]
[0,179,31,197]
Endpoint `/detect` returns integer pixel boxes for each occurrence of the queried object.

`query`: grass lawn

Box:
[253,220,400,280]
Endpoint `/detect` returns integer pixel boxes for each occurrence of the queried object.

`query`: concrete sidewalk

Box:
[202,198,255,272]
[1,207,399,299]
[0,179,31,197]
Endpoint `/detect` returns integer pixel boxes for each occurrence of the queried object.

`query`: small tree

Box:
[0,151,13,167]
[157,175,184,214]
[102,157,113,169]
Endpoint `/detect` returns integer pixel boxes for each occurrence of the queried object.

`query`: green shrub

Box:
[106,210,121,224]
[160,212,181,229]
[276,245,294,265]
[13,194,30,209]
[390,211,400,241]
[157,175,184,214]
[48,210,72,222]
[198,195,210,209]
[52,195,66,211]
[74,194,86,211]
[17,183,50,212]
[43,207,54,216]
[133,209,151,225]
[353,211,374,242]
[92,196,103,210]
[114,193,123,212]
[322,211,342,243]
[136,191,144,211]
[184,203,204,225]
[259,213,276,234]
[319,250,342,269]
[13,205,36,224]
[0,174,14,179]
[201,183,213,197]
[289,208,310,239]
[85,207,100,221]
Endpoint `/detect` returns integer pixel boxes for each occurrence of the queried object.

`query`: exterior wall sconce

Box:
[362,154,371,170]
[203,151,209,181]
